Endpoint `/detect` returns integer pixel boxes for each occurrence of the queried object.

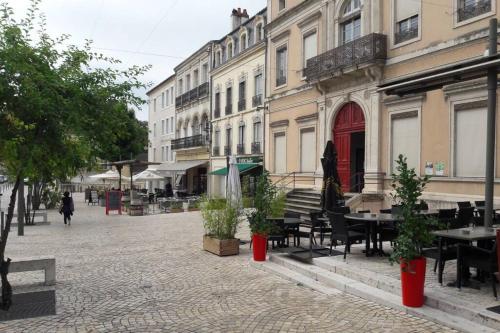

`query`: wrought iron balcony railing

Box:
[225,104,233,115]
[224,145,231,156]
[304,33,387,82]
[251,142,261,154]
[214,107,221,119]
[237,144,245,155]
[212,146,220,156]
[458,0,491,22]
[171,134,208,150]
[238,99,246,112]
[175,82,210,109]
[394,26,418,44]
[252,94,262,107]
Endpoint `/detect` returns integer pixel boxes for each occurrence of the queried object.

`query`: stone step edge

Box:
[268,254,499,333]
[262,255,496,333]
[312,255,500,330]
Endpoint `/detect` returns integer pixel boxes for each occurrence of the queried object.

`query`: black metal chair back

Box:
[309,211,323,229]
[475,200,485,207]
[329,212,348,236]
[358,209,370,213]
[457,201,472,209]
[330,206,350,214]
[391,205,403,215]
[380,208,392,214]
[453,207,475,228]
[417,201,429,210]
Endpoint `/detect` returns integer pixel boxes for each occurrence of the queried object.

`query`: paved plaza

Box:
[0,192,456,332]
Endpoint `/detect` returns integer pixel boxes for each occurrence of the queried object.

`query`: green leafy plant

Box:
[242,197,254,208]
[269,191,286,218]
[188,200,200,209]
[390,155,438,264]
[41,188,61,209]
[170,201,183,210]
[246,171,279,236]
[201,197,240,240]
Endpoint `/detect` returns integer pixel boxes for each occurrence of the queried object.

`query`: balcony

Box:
[458,0,491,22]
[214,107,221,119]
[237,144,245,155]
[171,134,208,150]
[251,142,261,154]
[238,99,246,112]
[394,26,418,45]
[175,82,210,109]
[252,94,262,107]
[224,145,231,156]
[304,33,387,82]
[225,104,233,115]
[212,146,220,156]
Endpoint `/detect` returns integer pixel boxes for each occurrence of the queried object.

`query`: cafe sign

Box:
[237,156,263,164]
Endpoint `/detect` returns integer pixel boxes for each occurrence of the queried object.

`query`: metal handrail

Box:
[274,172,296,191]
[348,171,386,193]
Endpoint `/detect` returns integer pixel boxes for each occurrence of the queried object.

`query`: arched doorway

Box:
[333,102,365,193]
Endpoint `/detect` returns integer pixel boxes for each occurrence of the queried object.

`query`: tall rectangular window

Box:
[391,113,419,173]
[239,124,245,145]
[254,74,263,102]
[300,128,316,172]
[166,119,169,134]
[215,92,221,118]
[161,92,165,108]
[279,0,286,11]
[153,148,156,162]
[226,87,233,115]
[178,79,183,94]
[276,46,287,87]
[166,146,169,161]
[161,146,165,161]
[161,120,165,135]
[274,133,286,173]
[455,107,487,177]
[239,81,246,101]
[170,117,174,133]
[171,87,174,102]
[303,31,317,69]
[238,81,246,111]
[166,90,169,106]
[193,69,199,87]
[341,16,361,44]
[253,121,261,143]
[186,74,191,91]
[153,123,157,137]
[153,98,157,112]
[215,130,220,147]
[394,0,420,44]
[202,64,208,83]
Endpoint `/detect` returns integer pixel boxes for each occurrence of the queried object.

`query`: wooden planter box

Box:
[203,235,239,256]
[170,208,184,213]
[187,207,200,212]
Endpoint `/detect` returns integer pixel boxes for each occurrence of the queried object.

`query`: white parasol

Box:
[226,155,242,211]
[132,170,165,182]
[89,169,121,180]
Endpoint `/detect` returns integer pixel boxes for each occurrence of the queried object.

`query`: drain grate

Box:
[0,290,56,321]
[486,305,500,314]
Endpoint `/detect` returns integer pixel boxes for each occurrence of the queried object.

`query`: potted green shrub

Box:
[169,201,183,213]
[390,155,437,307]
[201,197,240,256]
[246,171,278,261]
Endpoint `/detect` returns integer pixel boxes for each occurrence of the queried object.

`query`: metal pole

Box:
[225,155,229,198]
[485,18,497,227]
[18,178,24,236]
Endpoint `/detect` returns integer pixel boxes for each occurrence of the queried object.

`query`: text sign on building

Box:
[237,156,263,164]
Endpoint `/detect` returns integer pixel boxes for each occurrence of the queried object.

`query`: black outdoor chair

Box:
[457,201,472,209]
[328,212,365,260]
[416,200,429,211]
[284,211,302,246]
[266,218,286,249]
[422,208,460,284]
[380,208,392,214]
[475,200,485,207]
[452,207,475,229]
[457,241,498,299]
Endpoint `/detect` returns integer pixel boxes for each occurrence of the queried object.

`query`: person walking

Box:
[59,191,74,225]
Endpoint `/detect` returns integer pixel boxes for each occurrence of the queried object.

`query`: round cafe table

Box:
[344,213,402,256]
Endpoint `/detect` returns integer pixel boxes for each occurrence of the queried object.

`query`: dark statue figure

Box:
[0,258,12,310]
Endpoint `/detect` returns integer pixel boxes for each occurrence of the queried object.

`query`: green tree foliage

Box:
[0,0,150,309]
[390,155,438,264]
[247,171,279,236]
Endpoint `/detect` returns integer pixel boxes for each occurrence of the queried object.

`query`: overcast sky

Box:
[6,0,267,121]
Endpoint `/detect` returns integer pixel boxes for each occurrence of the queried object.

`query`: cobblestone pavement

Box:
[0,193,456,333]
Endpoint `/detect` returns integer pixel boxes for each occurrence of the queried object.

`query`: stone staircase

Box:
[285,189,356,219]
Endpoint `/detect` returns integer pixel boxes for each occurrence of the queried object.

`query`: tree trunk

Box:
[0,176,20,311]
[25,184,32,225]
[32,181,43,211]
[17,179,24,236]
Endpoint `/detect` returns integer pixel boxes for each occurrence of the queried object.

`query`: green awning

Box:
[210,163,260,176]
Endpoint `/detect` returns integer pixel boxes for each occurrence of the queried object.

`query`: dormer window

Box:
[340,0,362,44]
[240,33,247,51]
[256,23,264,41]
[227,42,233,59]
[216,50,222,66]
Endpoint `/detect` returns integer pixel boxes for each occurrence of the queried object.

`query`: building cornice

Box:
[295,113,318,123]
[210,42,266,76]
[146,74,176,95]
[297,9,322,29]
[265,0,321,32]
[270,120,290,128]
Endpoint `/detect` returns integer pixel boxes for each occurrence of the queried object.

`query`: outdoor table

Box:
[345,213,402,257]
[432,226,499,285]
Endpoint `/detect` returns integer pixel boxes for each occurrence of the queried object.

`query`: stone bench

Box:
[10,257,56,286]
[12,211,48,223]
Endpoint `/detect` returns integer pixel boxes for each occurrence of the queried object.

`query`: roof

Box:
[378,53,500,96]
[174,41,216,72]
[146,73,176,95]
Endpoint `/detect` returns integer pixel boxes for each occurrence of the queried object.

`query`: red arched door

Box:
[333,102,365,192]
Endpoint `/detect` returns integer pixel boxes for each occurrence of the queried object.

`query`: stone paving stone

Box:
[0,193,456,332]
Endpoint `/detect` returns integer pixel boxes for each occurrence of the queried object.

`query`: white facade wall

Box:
[147,76,176,190]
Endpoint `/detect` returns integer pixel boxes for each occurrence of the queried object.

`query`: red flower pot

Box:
[252,234,267,261]
[400,256,426,307]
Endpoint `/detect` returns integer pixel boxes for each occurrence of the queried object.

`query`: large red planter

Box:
[400,256,426,307]
[252,234,267,261]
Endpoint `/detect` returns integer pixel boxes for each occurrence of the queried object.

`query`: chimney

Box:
[231,8,250,30]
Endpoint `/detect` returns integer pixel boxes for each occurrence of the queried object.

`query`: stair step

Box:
[260,254,499,333]
[286,197,320,206]
[285,203,321,212]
